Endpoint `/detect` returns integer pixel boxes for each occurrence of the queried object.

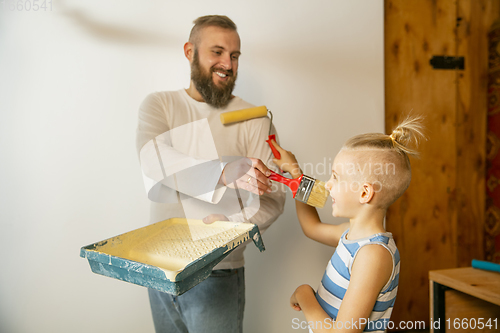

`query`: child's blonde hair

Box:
[341,115,425,208]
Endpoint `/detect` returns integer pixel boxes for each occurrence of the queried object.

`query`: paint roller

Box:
[220,106,281,219]
[220,106,329,208]
[220,106,281,158]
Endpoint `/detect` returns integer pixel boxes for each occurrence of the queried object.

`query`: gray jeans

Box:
[148,267,245,333]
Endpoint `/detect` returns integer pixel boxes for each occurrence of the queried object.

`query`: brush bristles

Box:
[306,180,329,208]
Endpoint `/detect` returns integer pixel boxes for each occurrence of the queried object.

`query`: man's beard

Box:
[191,49,237,109]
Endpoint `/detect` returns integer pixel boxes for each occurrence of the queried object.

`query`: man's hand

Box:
[202,214,229,224]
[219,157,272,195]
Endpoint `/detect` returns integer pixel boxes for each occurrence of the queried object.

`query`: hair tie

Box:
[389,132,397,144]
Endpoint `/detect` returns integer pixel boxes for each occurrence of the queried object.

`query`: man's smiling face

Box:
[190,26,241,108]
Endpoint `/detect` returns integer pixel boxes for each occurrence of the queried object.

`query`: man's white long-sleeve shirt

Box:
[136,89,286,269]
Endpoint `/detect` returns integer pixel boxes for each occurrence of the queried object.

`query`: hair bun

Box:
[390,115,426,156]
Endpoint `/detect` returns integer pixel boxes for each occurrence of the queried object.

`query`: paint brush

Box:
[268,171,329,208]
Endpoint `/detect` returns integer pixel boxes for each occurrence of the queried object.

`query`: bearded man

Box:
[136,15,285,333]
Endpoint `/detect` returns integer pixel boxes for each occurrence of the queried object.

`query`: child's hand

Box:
[269,140,302,178]
[290,284,316,312]
[290,290,302,311]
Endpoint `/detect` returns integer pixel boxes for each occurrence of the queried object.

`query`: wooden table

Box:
[429,267,500,332]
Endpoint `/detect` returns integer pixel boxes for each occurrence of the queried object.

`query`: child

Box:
[270,116,424,333]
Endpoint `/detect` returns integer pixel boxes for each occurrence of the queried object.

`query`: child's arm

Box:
[295,201,348,246]
[291,245,393,332]
[270,140,348,246]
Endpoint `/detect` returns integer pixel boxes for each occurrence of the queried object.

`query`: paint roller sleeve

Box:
[220,105,268,125]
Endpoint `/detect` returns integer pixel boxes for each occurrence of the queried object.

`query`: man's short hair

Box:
[189,15,238,45]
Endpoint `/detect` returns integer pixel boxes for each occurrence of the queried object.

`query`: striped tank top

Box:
[315,229,400,332]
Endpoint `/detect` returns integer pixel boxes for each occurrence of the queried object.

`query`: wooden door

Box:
[384,0,500,327]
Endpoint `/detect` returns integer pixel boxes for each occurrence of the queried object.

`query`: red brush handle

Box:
[268,170,302,197]
[266,135,281,159]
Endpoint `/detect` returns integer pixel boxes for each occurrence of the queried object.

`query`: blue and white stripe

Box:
[316,230,400,333]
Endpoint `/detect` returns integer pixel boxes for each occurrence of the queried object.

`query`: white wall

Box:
[0,1,383,332]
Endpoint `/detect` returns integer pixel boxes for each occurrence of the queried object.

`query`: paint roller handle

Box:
[266,134,281,159]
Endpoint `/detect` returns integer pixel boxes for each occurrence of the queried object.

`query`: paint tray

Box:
[80,218,265,295]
